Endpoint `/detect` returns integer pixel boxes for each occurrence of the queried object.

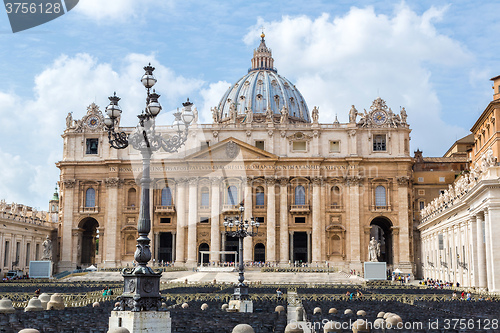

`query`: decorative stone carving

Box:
[62,180,76,189]
[346,175,363,186]
[246,130,252,137]
[357,97,408,128]
[210,177,221,185]
[10,202,18,214]
[265,177,276,186]
[225,141,239,158]
[396,176,410,186]
[41,211,47,220]
[74,103,106,133]
[42,236,52,261]
[349,105,358,123]
[0,199,6,212]
[244,107,253,124]
[192,107,199,124]
[279,177,289,186]
[188,178,199,186]
[66,112,73,129]
[312,177,323,186]
[368,237,380,262]
[311,106,319,123]
[268,130,274,137]
[211,107,219,124]
[280,106,288,124]
[32,207,38,219]
[348,130,356,137]
[105,177,123,188]
[212,130,219,138]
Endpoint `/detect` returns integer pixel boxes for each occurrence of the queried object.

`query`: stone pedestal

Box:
[228,300,253,313]
[108,311,171,333]
[364,262,387,280]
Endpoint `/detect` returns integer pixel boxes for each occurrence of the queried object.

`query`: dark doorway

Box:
[224,235,238,263]
[370,217,393,264]
[293,232,308,263]
[198,243,209,265]
[254,243,265,262]
[159,232,173,263]
[80,218,99,265]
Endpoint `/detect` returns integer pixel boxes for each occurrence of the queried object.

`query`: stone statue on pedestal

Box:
[42,236,52,261]
[368,237,380,262]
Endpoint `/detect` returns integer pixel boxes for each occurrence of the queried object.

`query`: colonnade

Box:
[421,207,500,291]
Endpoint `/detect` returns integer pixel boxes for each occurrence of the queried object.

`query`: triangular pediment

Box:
[185,137,277,162]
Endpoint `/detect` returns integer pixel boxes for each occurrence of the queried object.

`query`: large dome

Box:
[215,34,310,123]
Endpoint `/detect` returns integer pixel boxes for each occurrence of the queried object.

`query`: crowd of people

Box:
[421,278,460,288]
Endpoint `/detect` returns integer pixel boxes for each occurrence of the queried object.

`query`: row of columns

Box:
[422,207,500,291]
[171,177,324,266]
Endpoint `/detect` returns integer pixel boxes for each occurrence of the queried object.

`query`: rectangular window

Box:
[419,201,425,210]
[373,135,386,151]
[418,189,425,195]
[200,141,210,150]
[255,140,265,150]
[255,217,265,224]
[15,242,20,264]
[295,216,306,224]
[418,177,424,182]
[201,191,210,207]
[438,234,444,250]
[200,217,209,224]
[86,138,99,155]
[329,141,340,153]
[4,241,9,267]
[160,217,171,224]
[292,141,307,151]
[439,177,445,182]
[35,243,40,261]
[26,243,30,266]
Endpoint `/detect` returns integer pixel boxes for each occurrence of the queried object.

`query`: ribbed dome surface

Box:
[216,34,310,123]
[218,70,310,122]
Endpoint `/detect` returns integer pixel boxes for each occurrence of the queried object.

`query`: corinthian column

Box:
[210,177,221,263]
[311,177,322,263]
[104,177,122,268]
[244,177,253,262]
[476,212,487,290]
[279,178,289,265]
[186,177,198,266]
[175,178,187,264]
[266,177,276,263]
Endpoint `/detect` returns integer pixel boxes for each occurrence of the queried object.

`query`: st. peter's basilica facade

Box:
[56,34,414,274]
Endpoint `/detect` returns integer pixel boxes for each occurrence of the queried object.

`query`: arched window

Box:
[227,186,238,205]
[85,188,95,208]
[255,186,265,207]
[294,185,306,205]
[126,235,135,254]
[127,188,137,207]
[331,186,341,208]
[201,187,210,207]
[161,187,172,206]
[375,186,386,207]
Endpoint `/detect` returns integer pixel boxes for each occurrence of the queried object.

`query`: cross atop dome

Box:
[250,31,275,73]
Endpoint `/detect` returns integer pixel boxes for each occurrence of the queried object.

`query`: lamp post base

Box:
[114,268,163,312]
[227,300,253,313]
[108,310,171,333]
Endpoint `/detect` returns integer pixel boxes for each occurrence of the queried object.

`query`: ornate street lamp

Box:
[104,63,194,312]
[223,202,259,300]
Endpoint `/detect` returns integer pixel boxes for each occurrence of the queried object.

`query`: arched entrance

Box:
[198,243,209,265]
[370,217,393,264]
[254,243,265,262]
[79,217,99,265]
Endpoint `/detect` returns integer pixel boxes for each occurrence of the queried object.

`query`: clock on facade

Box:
[372,111,387,125]
[86,116,100,129]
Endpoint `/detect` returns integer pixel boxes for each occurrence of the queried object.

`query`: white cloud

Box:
[198,80,231,124]
[244,4,473,155]
[0,53,204,209]
[74,0,172,21]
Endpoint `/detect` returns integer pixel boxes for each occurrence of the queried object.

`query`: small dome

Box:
[216,35,310,123]
[232,324,255,333]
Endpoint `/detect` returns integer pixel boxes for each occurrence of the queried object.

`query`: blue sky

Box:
[0,0,499,209]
